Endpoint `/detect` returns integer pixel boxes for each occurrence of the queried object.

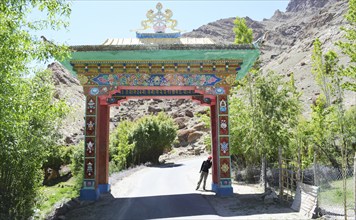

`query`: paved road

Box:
[66,156,220,220]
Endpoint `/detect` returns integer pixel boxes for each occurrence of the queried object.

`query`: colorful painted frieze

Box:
[90,73,222,87]
[86,96,96,115]
[220,137,229,156]
[84,158,95,179]
[71,60,242,75]
[219,158,231,179]
[218,95,228,115]
[85,116,96,136]
[220,179,232,186]
[85,137,95,157]
[219,116,229,135]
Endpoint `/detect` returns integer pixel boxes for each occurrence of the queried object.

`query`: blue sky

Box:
[35,0,289,46]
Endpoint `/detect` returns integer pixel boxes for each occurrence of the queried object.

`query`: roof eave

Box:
[69,44,257,52]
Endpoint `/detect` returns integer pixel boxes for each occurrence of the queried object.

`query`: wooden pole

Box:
[279,146,283,201]
[354,153,356,219]
[313,149,318,186]
[298,144,301,183]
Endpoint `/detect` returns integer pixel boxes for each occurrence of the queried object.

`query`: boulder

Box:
[177,129,195,146]
[174,117,188,129]
[185,109,194,117]
[193,122,209,132]
[187,131,204,143]
[164,106,172,112]
[175,99,185,106]
[148,106,162,113]
[172,111,185,118]
[197,108,208,115]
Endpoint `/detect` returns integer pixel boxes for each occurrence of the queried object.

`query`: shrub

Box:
[110,113,178,169]
[70,143,84,191]
[110,121,135,171]
[42,145,72,185]
[130,112,177,164]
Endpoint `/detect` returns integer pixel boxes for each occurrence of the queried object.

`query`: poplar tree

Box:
[230,71,301,177]
[0,1,70,218]
[233,17,253,44]
[336,0,356,91]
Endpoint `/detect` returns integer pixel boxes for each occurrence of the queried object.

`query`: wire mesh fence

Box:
[232,154,356,219]
[314,164,355,219]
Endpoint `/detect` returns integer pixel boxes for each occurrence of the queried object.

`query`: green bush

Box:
[110,121,135,171]
[197,110,211,153]
[110,113,178,169]
[130,112,177,164]
[70,143,84,191]
[109,161,121,175]
[42,145,73,185]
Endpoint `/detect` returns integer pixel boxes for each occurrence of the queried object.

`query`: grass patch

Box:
[319,177,354,208]
[35,177,79,219]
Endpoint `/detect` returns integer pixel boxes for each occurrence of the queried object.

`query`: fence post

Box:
[298,145,301,182]
[279,146,283,200]
[354,153,356,218]
[261,155,267,192]
[313,149,318,186]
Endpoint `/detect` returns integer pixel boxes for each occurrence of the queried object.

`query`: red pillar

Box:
[210,103,219,190]
[80,96,100,200]
[96,103,110,193]
[215,94,233,196]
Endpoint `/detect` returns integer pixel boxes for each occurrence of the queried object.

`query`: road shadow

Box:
[204,192,298,217]
[65,192,299,220]
[65,193,216,220]
[148,162,184,168]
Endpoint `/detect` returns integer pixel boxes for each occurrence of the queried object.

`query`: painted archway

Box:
[61,4,259,201]
[63,45,259,200]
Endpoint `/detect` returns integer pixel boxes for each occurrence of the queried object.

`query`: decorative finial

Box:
[133,2,182,33]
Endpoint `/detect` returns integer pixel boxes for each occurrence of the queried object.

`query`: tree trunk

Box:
[278,147,283,200]
[260,155,267,192]
[313,149,319,186]
[354,153,356,219]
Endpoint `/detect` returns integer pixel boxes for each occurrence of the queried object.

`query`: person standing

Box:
[196,156,212,191]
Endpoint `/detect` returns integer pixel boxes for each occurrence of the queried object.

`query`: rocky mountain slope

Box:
[183,0,355,115]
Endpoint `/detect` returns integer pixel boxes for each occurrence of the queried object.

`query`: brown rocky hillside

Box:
[183,0,355,116]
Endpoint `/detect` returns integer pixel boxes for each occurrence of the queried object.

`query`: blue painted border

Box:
[211,183,219,192]
[79,188,100,201]
[216,186,233,197]
[136,32,181,39]
[98,184,111,193]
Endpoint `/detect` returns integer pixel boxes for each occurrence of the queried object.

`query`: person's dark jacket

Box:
[200,160,212,173]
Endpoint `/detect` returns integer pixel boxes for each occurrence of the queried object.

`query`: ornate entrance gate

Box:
[62,3,259,200]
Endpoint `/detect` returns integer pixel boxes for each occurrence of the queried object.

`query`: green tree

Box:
[0,70,68,219]
[233,17,253,44]
[0,0,70,78]
[130,113,177,164]
[336,0,356,91]
[230,71,301,167]
[0,0,70,218]
[309,95,340,167]
[110,121,135,170]
[70,143,84,192]
[310,38,354,168]
[310,32,356,215]
[312,38,333,106]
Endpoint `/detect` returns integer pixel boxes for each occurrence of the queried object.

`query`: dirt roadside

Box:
[201,183,308,219]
